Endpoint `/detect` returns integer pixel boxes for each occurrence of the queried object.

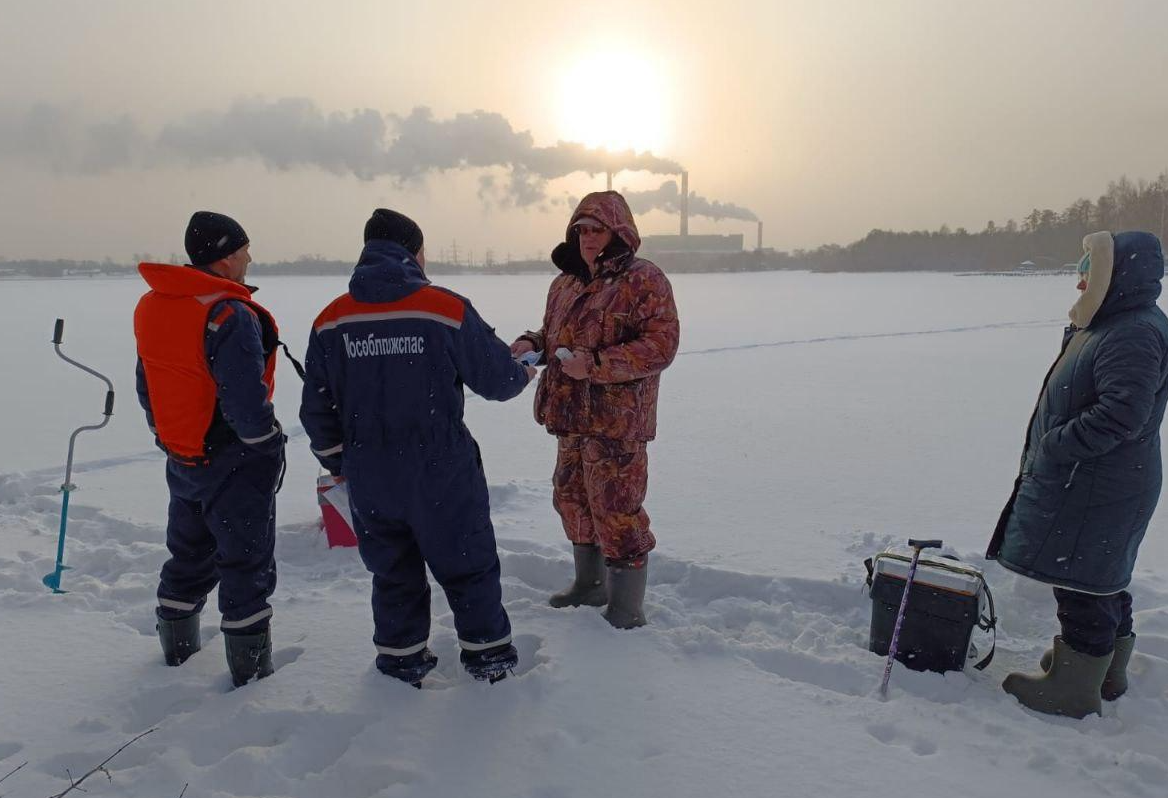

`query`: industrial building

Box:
[623,171,764,254]
[640,233,744,256]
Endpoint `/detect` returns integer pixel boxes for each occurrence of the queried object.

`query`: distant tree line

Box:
[4,171,1165,278]
[781,171,1168,272]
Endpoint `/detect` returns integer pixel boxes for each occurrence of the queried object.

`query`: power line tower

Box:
[450,240,460,267]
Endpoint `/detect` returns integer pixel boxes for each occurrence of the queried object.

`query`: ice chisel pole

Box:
[879,538,942,698]
[43,318,115,594]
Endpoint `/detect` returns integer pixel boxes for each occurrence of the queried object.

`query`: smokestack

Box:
[680,171,689,236]
[606,171,613,191]
[757,220,763,251]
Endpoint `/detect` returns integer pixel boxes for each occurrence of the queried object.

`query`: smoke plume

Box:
[623,179,758,222]
[1,98,684,207]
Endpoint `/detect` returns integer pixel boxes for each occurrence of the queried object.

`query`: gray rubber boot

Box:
[1003,636,1111,718]
[602,558,648,629]
[225,629,274,688]
[1040,633,1135,701]
[549,544,607,608]
[156,609,201,666]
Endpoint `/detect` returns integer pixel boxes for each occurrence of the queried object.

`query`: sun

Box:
[556,49,671,154]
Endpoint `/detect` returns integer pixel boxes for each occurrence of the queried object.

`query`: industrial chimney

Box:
[757,220,763,251]
[606,171,613,191]
[680,171,689,236]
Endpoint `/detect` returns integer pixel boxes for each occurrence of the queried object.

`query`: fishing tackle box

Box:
[865,546,997,673]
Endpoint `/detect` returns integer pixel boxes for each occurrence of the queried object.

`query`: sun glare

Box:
[557,50,671,155]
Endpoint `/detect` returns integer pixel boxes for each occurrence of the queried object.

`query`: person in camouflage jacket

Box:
[511,191,679,628]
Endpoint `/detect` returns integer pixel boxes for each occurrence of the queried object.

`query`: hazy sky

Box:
[2,0,1167,263]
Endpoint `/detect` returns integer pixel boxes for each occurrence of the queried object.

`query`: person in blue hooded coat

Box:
[300,209,536,686]
[988,231,1168,717]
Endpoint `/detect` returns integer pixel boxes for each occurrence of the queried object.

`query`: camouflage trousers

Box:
[552,435,656,562]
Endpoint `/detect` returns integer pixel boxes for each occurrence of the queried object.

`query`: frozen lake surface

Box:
[0,270,1165,797]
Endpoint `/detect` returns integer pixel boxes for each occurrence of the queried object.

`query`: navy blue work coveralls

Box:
[137,292,284,634]
[300,240,530,677]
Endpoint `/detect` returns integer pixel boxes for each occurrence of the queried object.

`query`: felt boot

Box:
[156,608,201,666]
[1004,636,1110,718]
[1041,633,1134,701]
[225,629,274,688]
[602,557,648,629]
[549,544,607,608]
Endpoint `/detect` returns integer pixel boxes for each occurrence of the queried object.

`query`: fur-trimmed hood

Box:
[1070,231,1163,328]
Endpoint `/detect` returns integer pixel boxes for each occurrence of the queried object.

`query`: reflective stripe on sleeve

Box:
[240,425,280,445]
[312,443,343,457]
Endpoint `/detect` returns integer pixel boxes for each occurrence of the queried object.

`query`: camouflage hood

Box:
[566,191,641,254]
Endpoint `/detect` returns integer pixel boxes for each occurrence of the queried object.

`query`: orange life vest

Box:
[134,263,278,462]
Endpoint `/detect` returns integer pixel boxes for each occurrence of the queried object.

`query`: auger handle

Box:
[53,318,64,345]
[908,539,942,550]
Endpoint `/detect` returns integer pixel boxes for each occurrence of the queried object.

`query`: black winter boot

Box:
[1003,636,1111,718]
[1041,633,1135,701]
[602,557,648,629]
[549,544,608,608]
[376,647,439,687]
[224,629,274,688]
[460,643,518,684]
[156,608,201,666]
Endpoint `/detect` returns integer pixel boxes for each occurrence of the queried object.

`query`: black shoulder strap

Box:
[973,581,998,671]
[278,340,307,382]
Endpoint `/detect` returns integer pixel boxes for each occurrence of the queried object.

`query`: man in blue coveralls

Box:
[301,209,536,686]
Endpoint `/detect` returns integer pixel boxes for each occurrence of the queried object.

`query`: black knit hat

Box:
[185,211,249,267]
[364,208,423,255]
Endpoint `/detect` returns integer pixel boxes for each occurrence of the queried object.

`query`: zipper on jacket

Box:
[1063,461,1081,490]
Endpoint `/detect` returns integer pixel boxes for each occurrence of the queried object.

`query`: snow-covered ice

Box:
[1,271,1166,797]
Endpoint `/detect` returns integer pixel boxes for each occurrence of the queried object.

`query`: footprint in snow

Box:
[125,682,208,730]
[864,722,938,756]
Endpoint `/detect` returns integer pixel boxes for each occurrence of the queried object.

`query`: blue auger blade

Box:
[45,488,72,593]
[42,565,71,594]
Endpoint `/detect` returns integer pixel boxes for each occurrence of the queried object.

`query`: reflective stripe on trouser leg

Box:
[375,640,429,657]
[158,597,200,612]
[410,446,512,653]
[351,509,433,656]
[221,607,273,631]
[459,634,512,652]
[158,465,219,620]
[176,451,280,631]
